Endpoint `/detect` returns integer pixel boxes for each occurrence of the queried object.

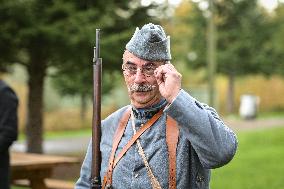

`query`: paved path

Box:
[11,136,91,155]
[224,117,284,131]
[11,117,284,155]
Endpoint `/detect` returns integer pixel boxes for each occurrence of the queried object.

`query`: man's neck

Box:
[132,98,166,110]
[131,98,167,122]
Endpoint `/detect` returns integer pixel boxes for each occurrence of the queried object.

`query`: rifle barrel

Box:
[96,29,100,61]
[91,29,102,189]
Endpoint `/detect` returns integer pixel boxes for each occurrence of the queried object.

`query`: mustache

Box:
[128,83,157,92]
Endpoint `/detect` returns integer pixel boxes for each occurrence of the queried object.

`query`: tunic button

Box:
[196,175,204,182]
[135,173,139,178]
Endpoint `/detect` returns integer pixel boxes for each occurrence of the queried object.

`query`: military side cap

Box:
[126,23,171,61]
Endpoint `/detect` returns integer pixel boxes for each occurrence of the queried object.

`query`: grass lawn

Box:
[211,127,284,189]
[18,128,92,141]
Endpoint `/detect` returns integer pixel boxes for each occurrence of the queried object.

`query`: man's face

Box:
[122,51,164,108]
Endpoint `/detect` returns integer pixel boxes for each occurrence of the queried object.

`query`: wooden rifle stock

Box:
[91,29,102,189]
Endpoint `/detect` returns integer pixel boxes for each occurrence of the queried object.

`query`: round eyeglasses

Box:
[122,63,158,76]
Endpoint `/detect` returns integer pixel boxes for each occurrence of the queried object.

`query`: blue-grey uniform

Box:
[75,89,238,189]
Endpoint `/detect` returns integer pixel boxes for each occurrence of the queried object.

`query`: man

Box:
[0,67,18,189]
[76,23,237,189]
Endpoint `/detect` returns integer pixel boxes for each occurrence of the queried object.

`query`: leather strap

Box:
[166,116,179,189]
[102,108,163,188]
[102,108,179,189]
[102,107,131,188]
[113,109,164,167]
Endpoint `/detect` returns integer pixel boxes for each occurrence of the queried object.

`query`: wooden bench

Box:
[13,179,75,189]
[11,152,79,189]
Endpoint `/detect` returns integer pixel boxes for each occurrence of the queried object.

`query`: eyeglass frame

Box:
[122,61,166,76]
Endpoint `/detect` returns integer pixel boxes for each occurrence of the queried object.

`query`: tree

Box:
[51,1,158,121]
[162,1,206,66]
[169,0,271,113]
[215,0,272,113]
[1,0,72,153]
[267,3,284,76]
[0,0,157,153]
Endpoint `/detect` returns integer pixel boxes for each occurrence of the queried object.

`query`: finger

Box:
[164,64,181,78]
[155,70,167,86]
[157,76,165,87]
[167,63,175,69]
[163,66,172,74]
[159,67,173,81]
[154,66,164,80]
[157,65,171,74]
[157,69,174,85]
[155,72,163,84]
[167,64,180,74]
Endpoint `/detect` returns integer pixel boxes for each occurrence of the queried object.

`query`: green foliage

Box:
[268,4,284,76]
[169,0,284,113]
[0,0,159,152]
[0,1,20,63]
[165,1,207,68]
[1,0,68,62]
[50,1,158,98]
[211,127,284,189]
[216,0,270,76]
[0,0,158,97]
[169,0,284,77]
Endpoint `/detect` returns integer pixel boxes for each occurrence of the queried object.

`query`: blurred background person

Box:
[0,66,18,189]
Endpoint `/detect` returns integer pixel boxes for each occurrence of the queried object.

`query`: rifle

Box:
[91,29,102,189]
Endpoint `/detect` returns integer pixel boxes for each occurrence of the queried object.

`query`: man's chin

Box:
[132,92,148,100]
[131,93,162,108]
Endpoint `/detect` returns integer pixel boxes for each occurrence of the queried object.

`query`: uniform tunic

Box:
[75,89,238,189]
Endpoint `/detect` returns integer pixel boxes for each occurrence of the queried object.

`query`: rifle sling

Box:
[166,115,179,189]
[102,107,132,188]
[102,107,179,189]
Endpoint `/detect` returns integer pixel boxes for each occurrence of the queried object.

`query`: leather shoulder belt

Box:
[102,107,179,189]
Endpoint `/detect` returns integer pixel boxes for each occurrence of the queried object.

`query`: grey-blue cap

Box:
[126,23,171,61]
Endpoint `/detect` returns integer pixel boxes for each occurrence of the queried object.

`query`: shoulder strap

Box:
[103,107,131,188]
[102,109,179,189]
[166,116,179,189]
[102,108,163,188]
[113,109,163,167]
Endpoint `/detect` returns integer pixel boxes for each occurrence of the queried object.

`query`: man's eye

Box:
[128,66,137,71]
[143,66,155,71]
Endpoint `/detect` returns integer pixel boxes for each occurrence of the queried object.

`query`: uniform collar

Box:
[131,99,167,123]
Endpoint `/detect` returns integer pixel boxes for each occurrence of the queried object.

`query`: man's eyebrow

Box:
[125,61,156,66]
[143,62,155,66]
[125,61,136,65]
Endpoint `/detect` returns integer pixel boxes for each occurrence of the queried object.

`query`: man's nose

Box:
[134,69,146,83]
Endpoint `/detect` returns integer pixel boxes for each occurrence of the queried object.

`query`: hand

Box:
[154,63,182,103]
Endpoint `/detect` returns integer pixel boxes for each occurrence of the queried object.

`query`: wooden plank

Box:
[45,179,74,189]
[12,168,52,180]
[10,152,80,188]
[11,152,79,171]
[13,179,75,189]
